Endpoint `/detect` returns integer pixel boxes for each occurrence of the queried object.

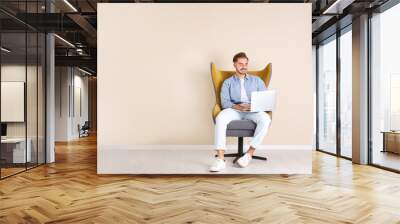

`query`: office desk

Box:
[1,138,32,163]
[382,131,400,154]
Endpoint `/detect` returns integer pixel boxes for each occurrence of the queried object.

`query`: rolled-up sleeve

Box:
[220,80,234,109]
[257,78,267,91]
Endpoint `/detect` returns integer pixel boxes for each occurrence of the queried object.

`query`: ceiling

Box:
[0,0,392,75]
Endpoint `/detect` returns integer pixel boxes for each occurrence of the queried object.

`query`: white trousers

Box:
[214,108,271,150]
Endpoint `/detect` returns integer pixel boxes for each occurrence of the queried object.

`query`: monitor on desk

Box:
[1,123,7,138]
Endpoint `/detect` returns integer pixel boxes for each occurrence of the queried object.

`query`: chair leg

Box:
[214,153,239,158]
[238,137,244,156]
[252,155,267,161]
[232,137,244,164]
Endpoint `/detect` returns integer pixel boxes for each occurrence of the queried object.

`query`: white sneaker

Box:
[209,158,226,172]
[237,153,252,168]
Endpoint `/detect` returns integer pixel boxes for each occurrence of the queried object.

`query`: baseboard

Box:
[99,144,314,151]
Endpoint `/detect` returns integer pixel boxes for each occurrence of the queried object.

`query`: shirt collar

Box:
[234,73,249,80]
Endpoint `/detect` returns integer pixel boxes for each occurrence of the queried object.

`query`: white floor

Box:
[98,149,312,174]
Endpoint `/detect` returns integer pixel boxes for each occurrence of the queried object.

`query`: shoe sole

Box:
[237,160,249,168]
[209,166,226,172]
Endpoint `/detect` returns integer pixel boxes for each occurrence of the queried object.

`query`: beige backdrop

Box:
[97,3,313,149]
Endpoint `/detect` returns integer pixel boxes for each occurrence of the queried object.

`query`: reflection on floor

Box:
[0,167,25,178]
[0,162,41,178]
[373,151,400,171]
[341,148,352,158]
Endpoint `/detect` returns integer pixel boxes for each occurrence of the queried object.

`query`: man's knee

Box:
[216,108,236,125]
[256,112,271,125]
[215,113,226,125]
[216,114,229,127]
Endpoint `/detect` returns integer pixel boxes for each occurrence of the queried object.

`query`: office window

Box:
[318,36,337,154]
[371,3,400,171]
[340,28,352,158]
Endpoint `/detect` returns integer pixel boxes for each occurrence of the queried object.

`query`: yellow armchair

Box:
[210,62,273,163]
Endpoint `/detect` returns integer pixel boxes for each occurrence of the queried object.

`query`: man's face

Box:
[234,57,248,75]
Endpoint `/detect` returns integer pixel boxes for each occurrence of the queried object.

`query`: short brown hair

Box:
[233,52,248,63]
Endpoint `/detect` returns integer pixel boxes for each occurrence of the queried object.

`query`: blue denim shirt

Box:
[220,74,267,109]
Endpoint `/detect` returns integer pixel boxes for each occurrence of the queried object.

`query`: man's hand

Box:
[240,103,251,112]
[232,103,251,112]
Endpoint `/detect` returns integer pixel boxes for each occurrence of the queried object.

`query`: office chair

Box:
[211,62,272,163]
[79,121,90,138]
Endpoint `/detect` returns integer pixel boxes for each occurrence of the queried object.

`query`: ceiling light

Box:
[63,0,78,12]
[322,0,354,14]
[54,34,75,48]
[78,67,93,76]
[323,0,341,14]
[1,47,11,53]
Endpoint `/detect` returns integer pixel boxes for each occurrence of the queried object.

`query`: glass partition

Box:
[0,31,28,177]
[0,1,46,179]
[317,36,337,154]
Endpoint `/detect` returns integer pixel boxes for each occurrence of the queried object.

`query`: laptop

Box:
[250,90,277,112]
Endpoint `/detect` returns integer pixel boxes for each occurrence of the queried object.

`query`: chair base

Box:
[215,153,267,164]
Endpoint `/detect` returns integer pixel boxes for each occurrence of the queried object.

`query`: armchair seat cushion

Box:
[227,120,256,130]
[226,120,256,137]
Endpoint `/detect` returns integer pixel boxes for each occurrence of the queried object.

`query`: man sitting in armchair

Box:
[210,52,272,172]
